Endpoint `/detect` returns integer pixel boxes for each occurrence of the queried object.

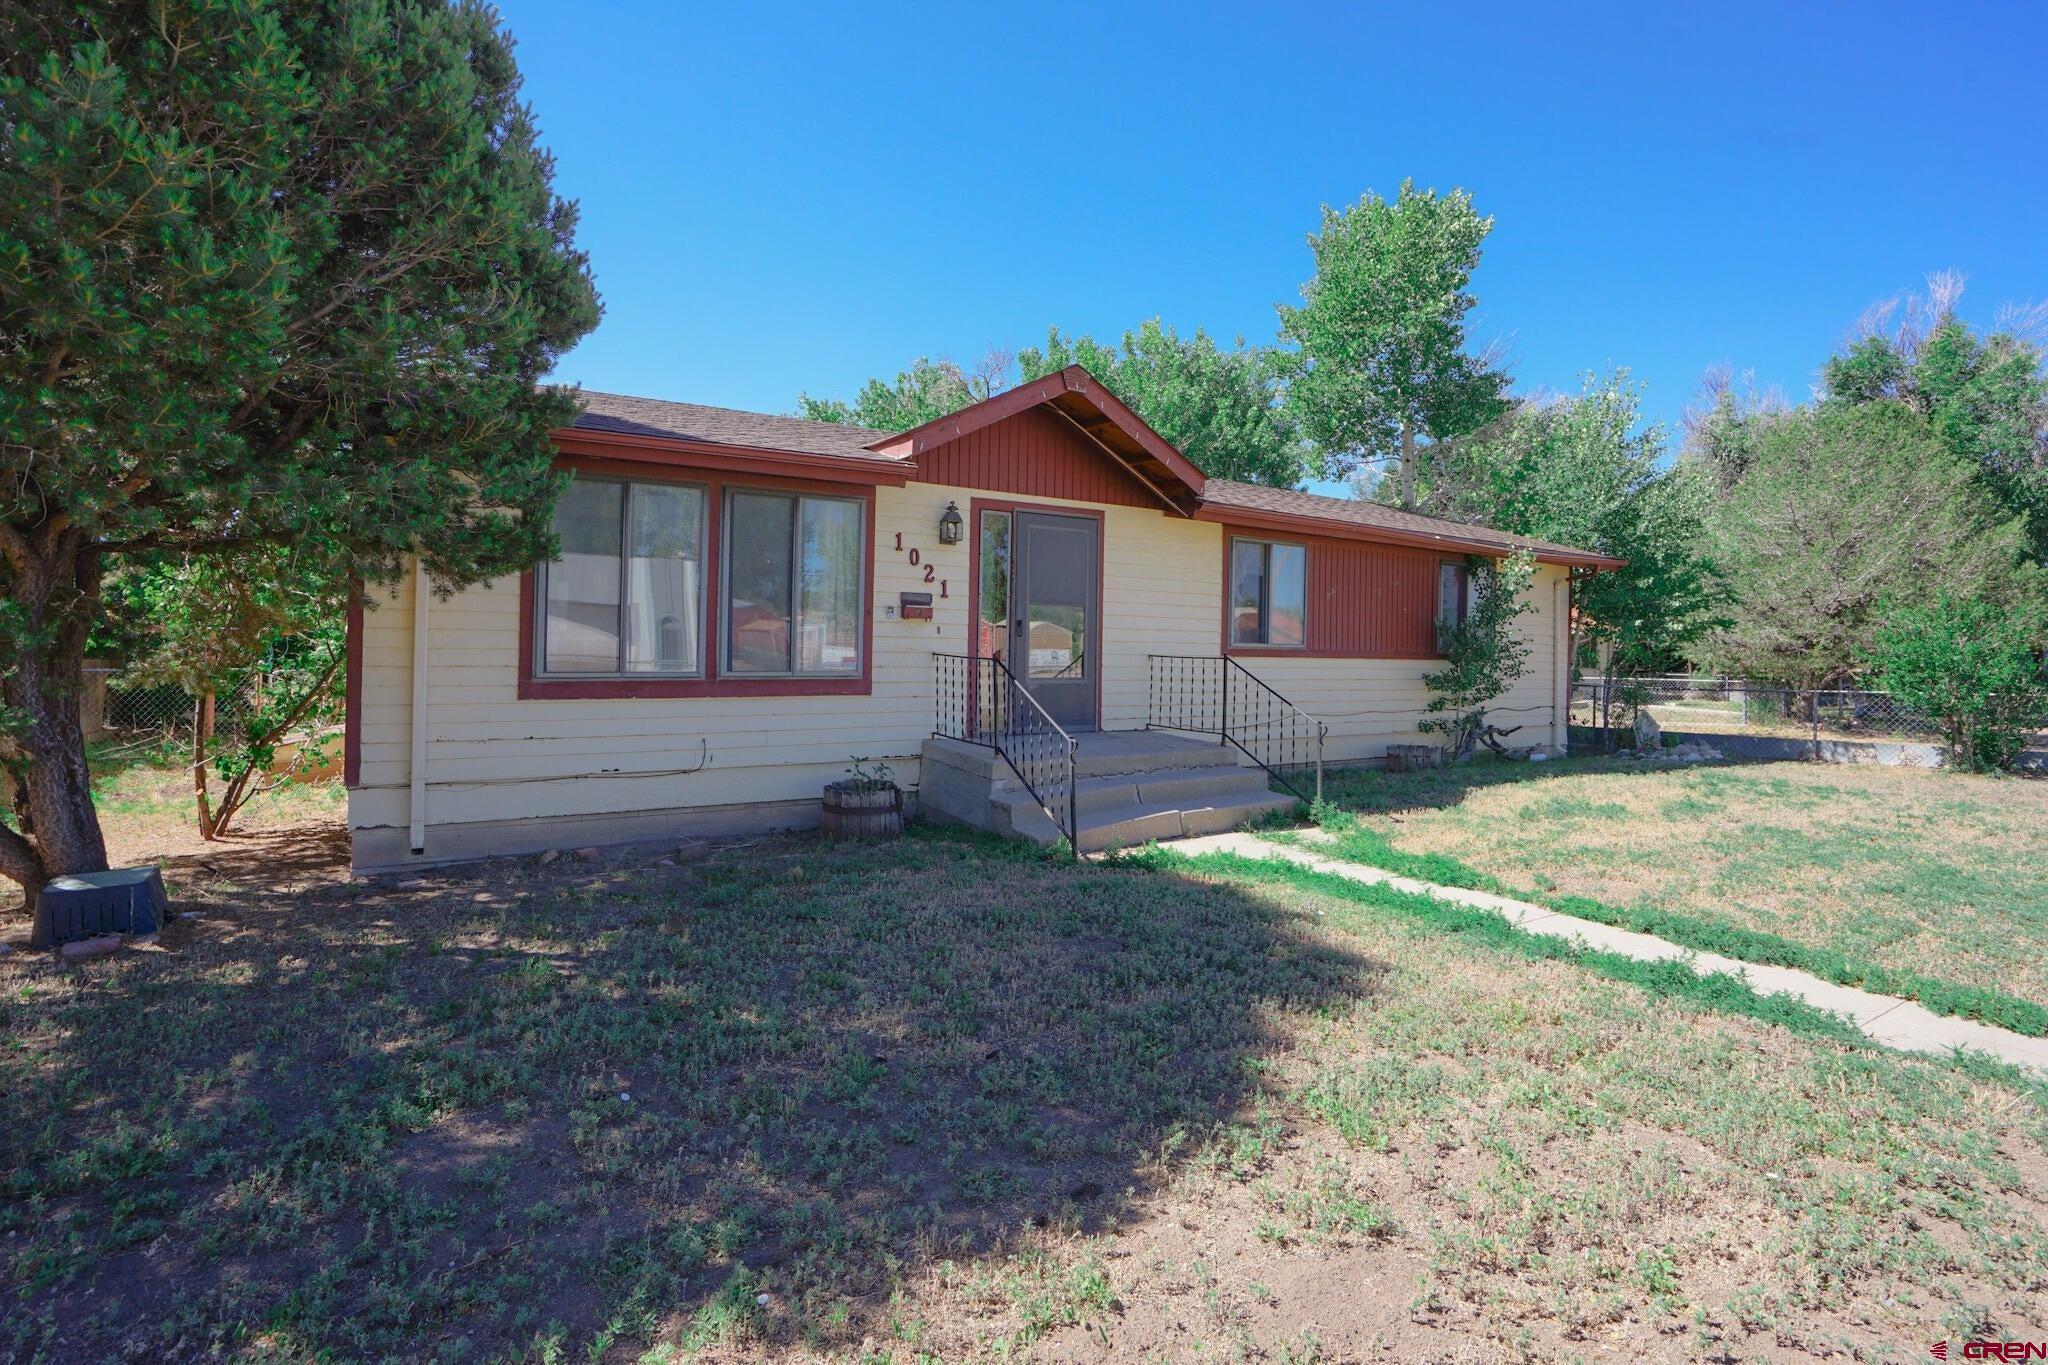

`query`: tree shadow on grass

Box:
[0,824,1383,1360]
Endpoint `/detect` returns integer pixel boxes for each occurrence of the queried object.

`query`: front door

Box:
[1010,510,1099,731]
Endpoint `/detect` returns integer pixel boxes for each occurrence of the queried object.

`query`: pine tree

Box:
[0,0,600,901]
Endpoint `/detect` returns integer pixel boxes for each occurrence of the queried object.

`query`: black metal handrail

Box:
[934,653,1078,853]
[1146,654,1326,802]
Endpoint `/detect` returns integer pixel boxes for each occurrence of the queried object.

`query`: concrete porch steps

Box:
[920,732,1300,853]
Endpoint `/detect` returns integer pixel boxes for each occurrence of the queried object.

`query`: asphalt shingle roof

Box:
[570,390,901,463]
[1199,478,1614,564]
[561,388,1615,564]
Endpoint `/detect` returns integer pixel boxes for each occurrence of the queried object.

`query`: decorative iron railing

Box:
[1146,655,1326,803]
[933,653,1078,853]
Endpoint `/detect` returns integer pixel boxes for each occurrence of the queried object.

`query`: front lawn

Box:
[5,820,2047,1361]
[1314,754,2048,1016]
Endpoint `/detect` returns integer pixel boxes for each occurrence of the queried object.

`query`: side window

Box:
[1435,560,1469,652]
[1230,539,1307,647]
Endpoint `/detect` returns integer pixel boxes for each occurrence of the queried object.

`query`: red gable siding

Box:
[915,405,1160,507]
[1227,532,1450,659]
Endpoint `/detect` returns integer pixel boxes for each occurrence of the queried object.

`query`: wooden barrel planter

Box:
[821,780,904,840]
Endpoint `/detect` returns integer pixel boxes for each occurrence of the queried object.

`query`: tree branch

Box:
[0,522,30,578]
[0,819,39,898]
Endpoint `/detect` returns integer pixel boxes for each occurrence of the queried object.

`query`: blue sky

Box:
[499,0,2045,480]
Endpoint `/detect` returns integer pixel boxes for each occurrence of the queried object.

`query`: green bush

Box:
[1869,595,2046,771]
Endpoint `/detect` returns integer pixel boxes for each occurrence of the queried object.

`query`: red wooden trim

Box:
[871,366,1206,501]
[551,429,912,486]
[1220,529,1458,662]
[968,496,1106,731]
[1197,505,1621,569]
[555,454,864,497]
[517,465,876,700]
[343,582,364,788]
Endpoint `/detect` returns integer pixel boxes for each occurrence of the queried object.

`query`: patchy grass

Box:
[6,822,2048,1361]
[1317,753,2048,1013]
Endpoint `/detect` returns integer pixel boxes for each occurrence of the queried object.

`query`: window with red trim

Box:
[1435,559,1470,652]
[537,477,707,678]
[1230,538,1307,647]
[531,473,868,688]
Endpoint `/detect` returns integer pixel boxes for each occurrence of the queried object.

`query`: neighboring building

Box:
[344,367,1618,869]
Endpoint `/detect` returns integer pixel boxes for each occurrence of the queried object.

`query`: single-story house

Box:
[344,366,1619,868]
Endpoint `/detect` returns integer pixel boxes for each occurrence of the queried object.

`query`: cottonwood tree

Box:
[1279,182,1510,507]
[1016,322,1315,486]
[0,0,599,903]
[1422,372,1724,692]
[797,352,1014,430]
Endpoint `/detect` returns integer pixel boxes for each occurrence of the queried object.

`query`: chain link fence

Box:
[83,667,265,745]
[1570,674,2047,750]
[85,664,342,754]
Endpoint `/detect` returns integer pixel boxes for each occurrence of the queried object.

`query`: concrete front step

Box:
[991,763,1274,819]
[1002,789,1298,853]
[918,732,1300,852]
[1071,736,1241,778]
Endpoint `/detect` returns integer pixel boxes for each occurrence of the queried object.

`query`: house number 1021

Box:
[893,531,947,597]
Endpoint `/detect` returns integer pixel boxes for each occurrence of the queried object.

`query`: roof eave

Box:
[1194,503,1622,568]
[552,427,916,486]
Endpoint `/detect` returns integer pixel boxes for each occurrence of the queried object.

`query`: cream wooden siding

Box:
[351,483,1222,836]
[1232,563,1572,764]
[349,482,1571,840]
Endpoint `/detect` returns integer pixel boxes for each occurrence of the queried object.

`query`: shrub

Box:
[1419,553,1534,758]
[1869,595,2046,771]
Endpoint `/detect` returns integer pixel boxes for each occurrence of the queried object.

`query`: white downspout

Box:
[409,557,431,854]
[1555,574,1572,751]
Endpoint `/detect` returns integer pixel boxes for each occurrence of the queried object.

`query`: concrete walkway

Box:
[1169,830,2048,1075]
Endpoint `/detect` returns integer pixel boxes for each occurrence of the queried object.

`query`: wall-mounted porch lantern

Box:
[937,500,964,545]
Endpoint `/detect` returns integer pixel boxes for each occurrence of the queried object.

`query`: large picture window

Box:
[539,478,705,676]
[724,490,864,676]
[1230,538,1306,647]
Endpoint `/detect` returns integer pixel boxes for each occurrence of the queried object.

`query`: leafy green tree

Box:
[1278,182,1510,507]
[104,549,344,839]
[1821,279,2048,565]
[1419,552,1535,759]
[1695,402,2038,689]
[0,0,599,902]
[1017,321,1313,485]
[1869,595,2046,771]
[1422,372,1724,689]
[797,353,1011,430]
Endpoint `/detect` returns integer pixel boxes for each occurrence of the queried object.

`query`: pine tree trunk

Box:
[0,534,111,909]
[1399,421,1417,511]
